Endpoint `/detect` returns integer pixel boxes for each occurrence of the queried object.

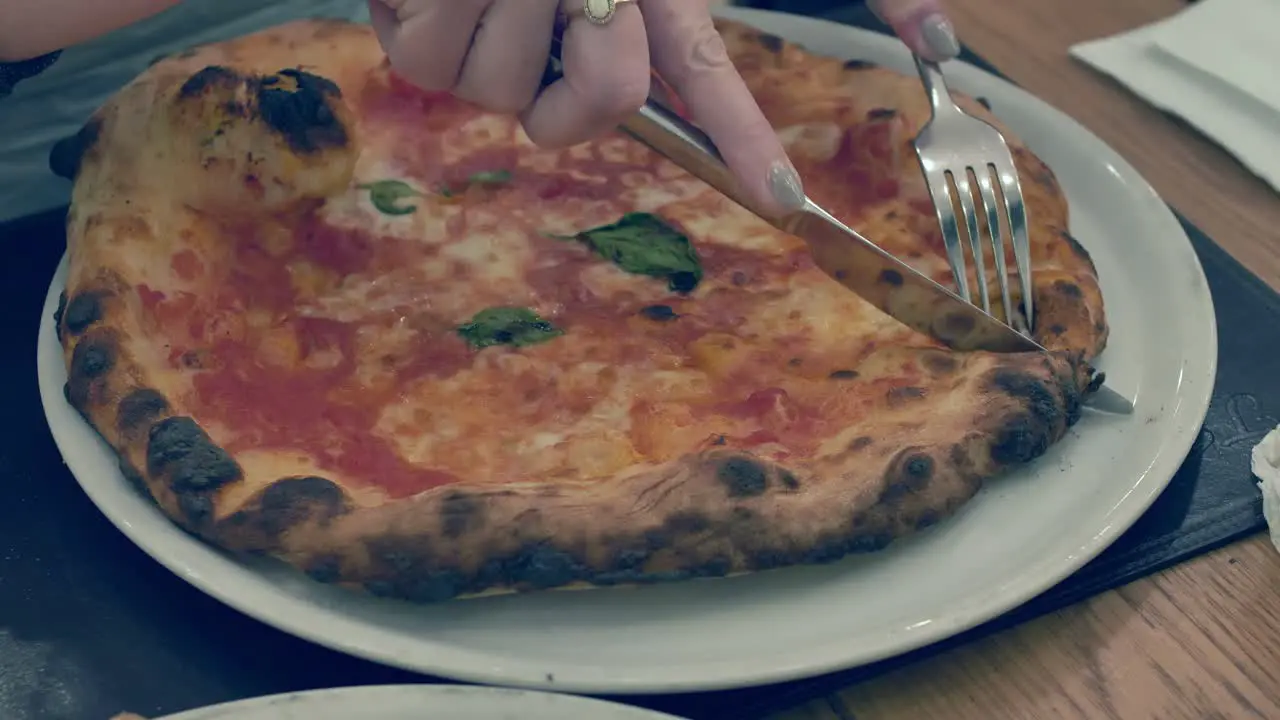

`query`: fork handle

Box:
[914,55,959,118]
[543,26,775,220]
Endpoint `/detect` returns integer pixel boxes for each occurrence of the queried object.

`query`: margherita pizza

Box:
[52,18,1105,603]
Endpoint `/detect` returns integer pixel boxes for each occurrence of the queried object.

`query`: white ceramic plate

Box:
[38,8,1216,695]
[147,685,684,720]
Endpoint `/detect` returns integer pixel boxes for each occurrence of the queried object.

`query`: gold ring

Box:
[568,0,637,26]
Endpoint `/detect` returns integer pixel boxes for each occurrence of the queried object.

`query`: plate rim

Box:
[150,684,684,720]
[37,8,1219,694]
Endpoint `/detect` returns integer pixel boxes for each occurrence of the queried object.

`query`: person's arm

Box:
[0,0,181,61]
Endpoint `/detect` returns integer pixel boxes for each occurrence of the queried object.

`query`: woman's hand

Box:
[368,0,962,217]
[368,0,805,216]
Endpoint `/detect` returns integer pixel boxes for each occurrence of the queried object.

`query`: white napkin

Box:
[1253,425,1280,554]
[1068,0,1280,193]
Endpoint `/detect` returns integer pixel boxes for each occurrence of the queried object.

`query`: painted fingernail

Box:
[920,14,961,60]
[768,161,806,213]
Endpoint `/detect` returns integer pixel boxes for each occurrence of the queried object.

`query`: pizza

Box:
[51,17,1105,603]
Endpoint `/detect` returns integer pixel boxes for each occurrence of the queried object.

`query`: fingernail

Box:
[920,14,961,60]
[768,161,806,213]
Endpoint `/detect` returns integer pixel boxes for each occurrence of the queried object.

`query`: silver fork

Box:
[911,56,1035,335]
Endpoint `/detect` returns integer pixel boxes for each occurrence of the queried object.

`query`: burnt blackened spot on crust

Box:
[976,96,992,110]
[881,450,935,503]
[904,453,935,482]
[1049,323,1067,336]
[780,470,800,490]
[304,555,343,584]
[990,368,1058,415]
[639,304,679,322]
[401,570,469,603]
[48,117,103,180]
[664,510,711,535]
[63,292,103,334]
[117,388,168,431]
[670,271,699,294]
[53,291,66,340]
[717,456,769,497]
[887,386,926,405]
[987,368,1062,464]
[178,494,214,524]
[867,108,897,120]
[439,491,483,538]
[179,65,241,99]
[146,417,242,515]
[1059,231,1097,273]
[362,540,468,603]
[849,435,873,451]
[67,334,116,408]
[365,565,468,603]
[990,413,1052,465]
[505,543,582,590]
[829,369,859,380]
[147,52,170,67]
[848,532,895,553]
[257,68,347,154]
[365,538,591,601]
[843,58,876,71]
[920,351,959,374]
[878,269,904,286]
[796,530,895,565]
[756,32,784,52]
[916,510,942,530]
[252,476,349,537]
[1053,279,1083,299]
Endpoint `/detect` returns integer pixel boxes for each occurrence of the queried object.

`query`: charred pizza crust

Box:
[53,19,1102,602]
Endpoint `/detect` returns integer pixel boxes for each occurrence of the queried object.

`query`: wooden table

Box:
[768,0,1280,718]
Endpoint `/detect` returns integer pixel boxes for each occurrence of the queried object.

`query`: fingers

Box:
[867,0,960,62]
[368,0,492,90]
[520,0,651,148]
[641,0,804,217]
[453,0,561,112]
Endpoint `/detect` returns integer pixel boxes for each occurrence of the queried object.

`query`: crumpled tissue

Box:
[1252,424,1280,553]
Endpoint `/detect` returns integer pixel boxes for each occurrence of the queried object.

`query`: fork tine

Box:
[996,162,1034,332]
[975,165,1015,326]
[922,169,970,302]
[952,170,989,314]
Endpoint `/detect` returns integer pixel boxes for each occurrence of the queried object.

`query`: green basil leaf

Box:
[574,212,702,293]
[438,169,512,197]
[467,169,512,185]
[456,307,563,349]
[357,180,418,215]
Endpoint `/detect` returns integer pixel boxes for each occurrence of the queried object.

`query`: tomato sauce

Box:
[135,72,896,494]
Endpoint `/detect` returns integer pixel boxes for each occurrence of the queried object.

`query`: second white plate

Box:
[149,685,683,720]
[39,8,1216,696]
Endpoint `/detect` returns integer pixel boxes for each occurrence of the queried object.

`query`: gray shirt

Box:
[0,0,370,223]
